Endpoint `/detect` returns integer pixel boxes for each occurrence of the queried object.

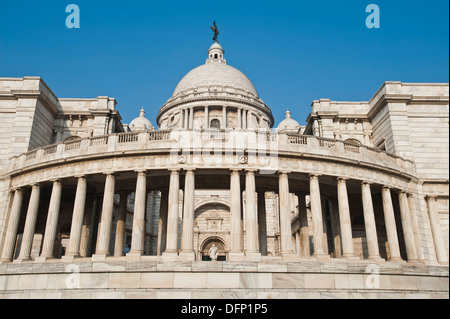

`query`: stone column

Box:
[222,106,227,129]
[189,107,194,129]
[164,170,180,258]
[297,193,310,257]
[398,191,419,263]
[65,176,88,258]
[336,178,356,259]
[17,185,41,261]
[157,189,168,256]
[237,108,242,129]
[180,169,196,260]
[229,170,243,257]
[245,169,261,260]
[80,196,97,257]
[381,187,402,261]
[1,188,23,262]
[278,171,295,259]
[243,109,247,129]
[114,192,128,257]
[95,173,116,257]
[40,180,63,259]
[427,196,448,264]
[184,109,189,129]
[204,106,209,129]
[309,174,327,257]
[361,182,382,261]
[257,191,267,256]
[129,170,147,257]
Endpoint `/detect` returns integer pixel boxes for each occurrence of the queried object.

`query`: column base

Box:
[178,250,196,261]
[13,257,32,263]
[388,257,405,263]
[340,254,361,261]
[406,259,421,264]
[162,251,179,261]
[126,252,144,260]
[92,254,109,262]
[281,251,299,261]
[367,256,385,263]
[61,254,82,263]
[35,256,56,263]
[245,251,262,261]
[0,258,13,264]
[314,253,331,262]
[228,251,246,261]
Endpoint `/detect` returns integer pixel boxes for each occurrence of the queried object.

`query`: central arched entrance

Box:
[201,237,227,261]
[194,200,231,260]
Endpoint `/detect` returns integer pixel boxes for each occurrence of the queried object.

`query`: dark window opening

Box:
[210,119,221,130]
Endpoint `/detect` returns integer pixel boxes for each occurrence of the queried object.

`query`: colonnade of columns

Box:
[0,170,448,265]
[179,106,256,130]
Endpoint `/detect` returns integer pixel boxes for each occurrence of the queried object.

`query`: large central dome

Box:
[173,43,258,96]
[172,42,259,98]
[173,63,258,97]
[157,40,274,130]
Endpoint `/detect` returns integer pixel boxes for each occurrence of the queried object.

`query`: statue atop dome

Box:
[210,21,219,43]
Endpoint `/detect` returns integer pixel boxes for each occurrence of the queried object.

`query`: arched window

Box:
[214,54,218,59]
[64,136,81,142]
[210,119,221,130]
[344,138,362,146]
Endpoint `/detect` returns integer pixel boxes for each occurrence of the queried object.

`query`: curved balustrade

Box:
[4,130,415,178]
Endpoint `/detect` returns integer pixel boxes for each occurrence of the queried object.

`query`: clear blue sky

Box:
[0,0,448,127]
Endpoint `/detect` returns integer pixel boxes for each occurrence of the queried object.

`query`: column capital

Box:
[102,171,117,177]
[169,168,181,174]
[30,183,42,189]
[382,185,393,190]
[74,174,87,179]
[361,180,373,186]
[184,168,196,174]
[336,177,349,182]
[278,170,291,176]
[246,169,258,175]
[135,169,148,176]
[426,195,438,200]
[49,178,62,184]
[230,169,242,175]
[309,174,321,180]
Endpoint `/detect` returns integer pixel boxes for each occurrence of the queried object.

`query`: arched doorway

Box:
[201,237,227,261]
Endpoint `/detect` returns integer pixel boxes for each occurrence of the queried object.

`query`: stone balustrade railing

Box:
[4,129,416,176]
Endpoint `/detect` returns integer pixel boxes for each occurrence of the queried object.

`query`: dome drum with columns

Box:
[0,27,448,299]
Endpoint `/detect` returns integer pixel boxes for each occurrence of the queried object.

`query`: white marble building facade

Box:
[0,40,448,299]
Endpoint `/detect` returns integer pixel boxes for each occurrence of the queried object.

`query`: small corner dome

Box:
[277,109,301,132]
[129,107,154,131]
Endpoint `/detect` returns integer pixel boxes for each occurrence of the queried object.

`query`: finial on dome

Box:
[210,21,219,43]
[286,109,291,119]
[140,107,146,117]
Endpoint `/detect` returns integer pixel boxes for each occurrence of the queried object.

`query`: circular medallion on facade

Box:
[238,155,248,164]
[178,155,188,164]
